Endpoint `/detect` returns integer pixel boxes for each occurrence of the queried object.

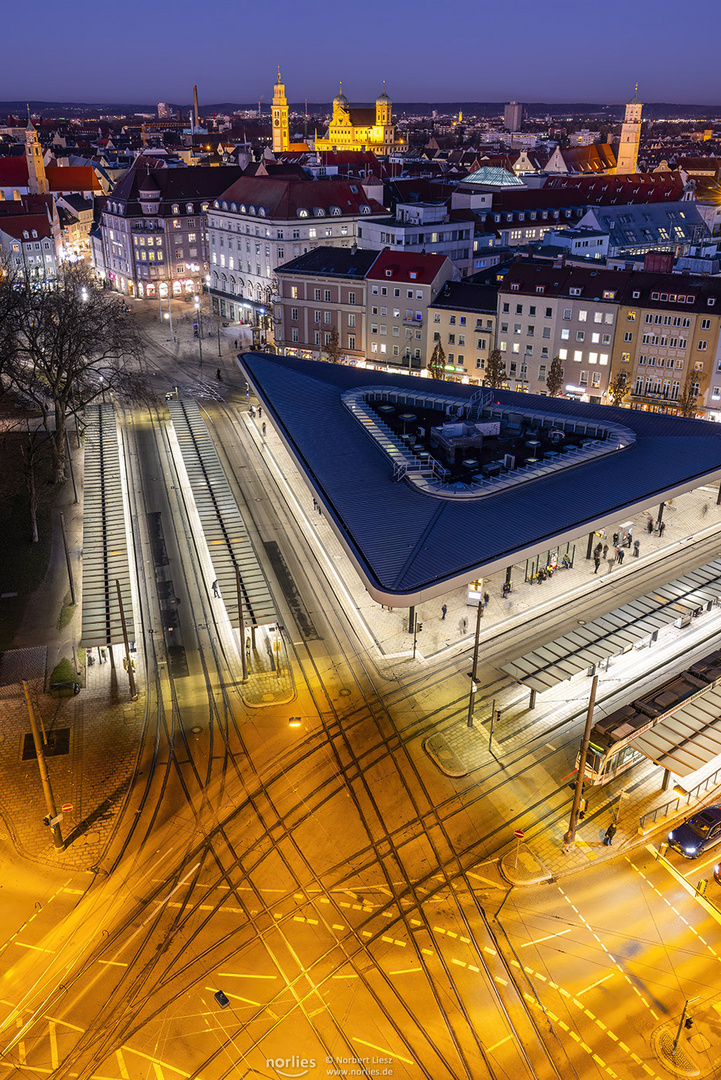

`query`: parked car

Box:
[668,805,721,858]
[214,990,230,1008]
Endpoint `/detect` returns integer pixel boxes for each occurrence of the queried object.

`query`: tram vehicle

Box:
[578,647,721,785]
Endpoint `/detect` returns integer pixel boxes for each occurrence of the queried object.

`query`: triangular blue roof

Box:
[238,353,721,603]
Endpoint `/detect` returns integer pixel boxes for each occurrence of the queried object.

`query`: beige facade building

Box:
[426,280,498,383]
[609,273,721,415]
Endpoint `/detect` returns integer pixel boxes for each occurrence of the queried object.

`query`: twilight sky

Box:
[3,0,719,106]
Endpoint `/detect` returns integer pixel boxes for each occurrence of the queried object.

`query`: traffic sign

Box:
[62,804,73,813]
[514,829,524,839]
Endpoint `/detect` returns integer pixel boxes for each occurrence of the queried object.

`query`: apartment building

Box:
[497,262,630,400]
[358,202,475,277]
[426,280,498,383]
[207,171,384,330]
[101,163,241,297]
[275,246,379,361]
[365,249,459,372]
[609,271,721,415]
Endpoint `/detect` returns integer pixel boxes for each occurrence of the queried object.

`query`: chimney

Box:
[193,84,199,130]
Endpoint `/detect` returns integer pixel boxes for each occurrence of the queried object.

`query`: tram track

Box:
[12,350,719,1078]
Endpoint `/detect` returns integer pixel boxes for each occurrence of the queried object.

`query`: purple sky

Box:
[3,0,719,106]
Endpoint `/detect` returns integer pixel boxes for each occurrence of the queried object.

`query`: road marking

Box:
[352,1037,414,1066]
[217,973,277,979]
[389,968,419,975]
[116,1048,130,1079]
[203,986,261,1007]
[487,1035,512,1051]
[14,942,55,953]
[520,928,573,948]
[577,972,614,996]
[48,1021,58,1070]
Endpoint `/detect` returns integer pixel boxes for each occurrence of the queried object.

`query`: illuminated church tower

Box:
[272,69,290,154]
[616,86,642,176]
[25,114,49,195]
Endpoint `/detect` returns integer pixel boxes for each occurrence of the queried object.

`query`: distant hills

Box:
[1,100,719,121]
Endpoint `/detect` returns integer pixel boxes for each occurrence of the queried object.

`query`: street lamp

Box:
[194,294,203,365]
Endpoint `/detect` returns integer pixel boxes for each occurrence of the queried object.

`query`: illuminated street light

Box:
[288,717,302,728]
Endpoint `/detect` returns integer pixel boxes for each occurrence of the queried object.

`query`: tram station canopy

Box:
[238,352,721,604]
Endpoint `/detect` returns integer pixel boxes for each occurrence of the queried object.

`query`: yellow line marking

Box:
[116,1048,130,1079]
[487,1035,512,1051]
[216,973,277,979]
[520,928,573,948]
[14,942,54,953]
[352,1037,415,1066]
[203,987,260,1007]
[389,969,419,975]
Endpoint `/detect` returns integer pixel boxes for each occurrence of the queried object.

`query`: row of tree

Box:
[0,265,145,485]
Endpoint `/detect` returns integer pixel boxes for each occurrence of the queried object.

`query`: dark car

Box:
[214,990,230,1009]
[668,805,721,858]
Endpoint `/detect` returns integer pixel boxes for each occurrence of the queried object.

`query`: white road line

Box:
[520,928,573,949]
[577,972,614,996]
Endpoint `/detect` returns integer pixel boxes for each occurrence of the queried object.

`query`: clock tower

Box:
[272,69,289,154]
[616,86,642,176]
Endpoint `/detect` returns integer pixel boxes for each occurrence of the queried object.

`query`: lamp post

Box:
[466,600,483,728]
[195,294,203,365]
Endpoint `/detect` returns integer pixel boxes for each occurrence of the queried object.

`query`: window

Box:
[701,319,711,330]
[561,329,570,341]
[477,338,486,350]
[545,307,552,318]
[539,365,547,381]
[349,334,356,350]
[698,341,708,351]
[579,371,588,385]
[516,304,523,314]
[589,352,598,365]
[599,353,609,365]
[605,314,614,325]
[576,331,585,342]
[450,316,456,325]
[314,310,321,322]
[594,312,603,324]
[459,335,465,346]
[558,349,568,360]
[514,324,521,335]
[573,351,582,362]
[291,307,298,321]
[527,326,534,337]
[348,291,356,305]
[624,332,633,342]
[324,312,332,325]
[563,309,572,320]
[502,302,510,313]
[628,311,637,322]
[578,310,587,322]
[348,313,355,328]
[292,328,299,342]
[290,286,298,299]
[460,316,466,325]
[695,360,704,371]
[448,334,455,345]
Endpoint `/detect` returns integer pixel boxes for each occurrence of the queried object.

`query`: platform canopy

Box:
[238,353,721,605]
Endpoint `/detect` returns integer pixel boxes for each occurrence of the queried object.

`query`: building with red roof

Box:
[207,170,385,330]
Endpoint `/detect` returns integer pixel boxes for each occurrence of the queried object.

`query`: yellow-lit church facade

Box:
[315,85,398,153]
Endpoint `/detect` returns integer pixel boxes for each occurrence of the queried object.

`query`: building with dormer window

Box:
[314,84,400,154]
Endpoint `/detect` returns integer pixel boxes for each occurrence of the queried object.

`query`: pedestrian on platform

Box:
[258,406,262,418]
[461,617,468,634]
[633,540,640,557]
[602,544,609,560]
[612,532,619,548]
[593,555,601,574]
[702,502,709,517]
[441,603,447,620]
[212,579,220,598]
[262,422,266,436]
[603,822,617,846]
[658,520,666,537]
[647,517,654,534]
[594,543,602,559]
[616,548,625,565]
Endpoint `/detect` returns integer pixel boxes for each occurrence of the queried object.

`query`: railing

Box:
[639,764,721,830]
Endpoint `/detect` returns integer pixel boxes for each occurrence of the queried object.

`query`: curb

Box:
[423,733,468,777]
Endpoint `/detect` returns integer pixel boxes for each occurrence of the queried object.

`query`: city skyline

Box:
[2,0,721,106]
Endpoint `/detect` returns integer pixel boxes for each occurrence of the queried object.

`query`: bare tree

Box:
[428,341,446,379]
[1,266,144,482]
[676,370,700,418]
[546,355,564,397]
[483,348,506,389]
[323,325,343,364]
[607,370,629,406]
